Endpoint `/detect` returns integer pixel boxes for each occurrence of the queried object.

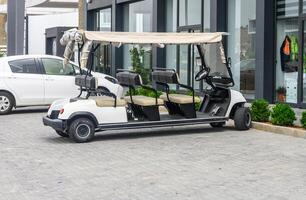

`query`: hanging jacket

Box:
[290,35,299,61]
[280,35,291,72]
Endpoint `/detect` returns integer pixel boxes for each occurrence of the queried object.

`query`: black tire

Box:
[56,131,69,138]
[234,107,252,130]
[68,118,95,143]
[210,122,226,128]
[0,91,14,115]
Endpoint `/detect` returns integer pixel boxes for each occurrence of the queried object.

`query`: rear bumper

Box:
[43,116,66,132]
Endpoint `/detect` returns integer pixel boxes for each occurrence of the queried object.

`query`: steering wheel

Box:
[195,68,210,82]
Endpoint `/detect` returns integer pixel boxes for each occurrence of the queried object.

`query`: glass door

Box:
[296,17,306,108]
[177,28,201,90]
[300,20,306,106]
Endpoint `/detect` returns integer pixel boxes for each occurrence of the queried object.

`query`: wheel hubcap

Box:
[0,96,10,112]
[76,124,90,138]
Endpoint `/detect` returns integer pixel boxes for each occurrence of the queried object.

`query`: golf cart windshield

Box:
[203,43,233,86]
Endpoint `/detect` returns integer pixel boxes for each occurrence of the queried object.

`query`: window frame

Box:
[8,58,41,75]
[39,58,77,76]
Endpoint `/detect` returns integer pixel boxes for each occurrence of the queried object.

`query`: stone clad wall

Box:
[0,0,7,47]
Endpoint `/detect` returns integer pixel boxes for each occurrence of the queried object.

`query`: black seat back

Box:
[116,71,143,87]
[75,75,96,89]
[152,70,180,84]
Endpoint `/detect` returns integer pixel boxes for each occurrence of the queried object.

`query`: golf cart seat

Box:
[89,96,126,107]
[152,69,198,118]
[160,93,201,104]
[117,70,162,121]
[75,75,97,90]
[124,96,163,106]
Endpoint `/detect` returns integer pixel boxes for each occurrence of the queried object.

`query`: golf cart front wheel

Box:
[210,122,226,128]
[234,107,252,130]
[68,118,95,143]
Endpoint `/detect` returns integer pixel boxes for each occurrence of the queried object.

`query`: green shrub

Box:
[301,112,306,129]
[250,99,270,122]
[271,103,296,126]
[130,47,150,85]
[126,87,162,98]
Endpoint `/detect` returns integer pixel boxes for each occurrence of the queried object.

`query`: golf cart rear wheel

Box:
[68,118,95,143]
[56,131,69,138]
[210,122,226,128]
[234,107,252,130]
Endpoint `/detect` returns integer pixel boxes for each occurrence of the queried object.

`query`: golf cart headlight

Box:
[196,57,202,67]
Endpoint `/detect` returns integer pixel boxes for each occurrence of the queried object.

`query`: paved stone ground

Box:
[1,107,306,200]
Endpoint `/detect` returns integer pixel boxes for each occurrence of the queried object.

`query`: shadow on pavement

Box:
[93,127,226,142]
[44,126,229,144]
[10,107,48,115]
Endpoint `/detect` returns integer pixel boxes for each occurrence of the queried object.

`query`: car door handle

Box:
[8,76,17,79]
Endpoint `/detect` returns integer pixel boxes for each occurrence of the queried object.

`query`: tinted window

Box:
[42,58,75,76]
[9,59,39,74]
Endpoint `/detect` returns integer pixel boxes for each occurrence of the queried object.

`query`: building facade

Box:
[0,0,7,54]
[86,0,304,108]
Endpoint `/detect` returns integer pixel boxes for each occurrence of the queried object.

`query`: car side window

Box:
[42,58,75,76]
[9,59,39,74]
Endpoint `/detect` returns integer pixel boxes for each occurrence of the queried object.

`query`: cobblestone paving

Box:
[1,107,306,200]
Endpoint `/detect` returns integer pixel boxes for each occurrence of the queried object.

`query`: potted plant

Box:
[276,86,286,102]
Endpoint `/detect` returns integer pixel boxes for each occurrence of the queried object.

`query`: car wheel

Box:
[210,122,226,128]
[0,92,14,115]
[68,118,95,143]
[234,107,252,130]
[56,131,69,138]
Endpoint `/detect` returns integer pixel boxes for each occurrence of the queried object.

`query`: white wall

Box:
[28,12,78,55]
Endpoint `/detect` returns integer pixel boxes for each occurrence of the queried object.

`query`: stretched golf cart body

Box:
[43,31,250,143]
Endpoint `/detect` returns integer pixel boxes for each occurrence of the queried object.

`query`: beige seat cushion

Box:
[124,95,164,106]
[160,93,201,104]
[89,96,126,107]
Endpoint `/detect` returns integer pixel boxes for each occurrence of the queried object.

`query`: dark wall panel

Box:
[255,0,275,102]
[7,0,25,56]
[88,0,112,10]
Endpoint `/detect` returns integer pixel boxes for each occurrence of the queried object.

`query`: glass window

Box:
[99,8,111,31]
[42,59,75,76]
[9,59,39,74]
[304,0,306,13]
[93,8,111,74]
[166,0,177,72]
[203,0,210,32]
[276,18,299,103]
[227,0,256,99]
[303,21,306,103]
[179,0,202,26]
[123,0,153,70]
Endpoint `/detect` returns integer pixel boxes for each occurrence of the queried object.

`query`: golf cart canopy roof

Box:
[83,31,225,46]
[60,29,227,70]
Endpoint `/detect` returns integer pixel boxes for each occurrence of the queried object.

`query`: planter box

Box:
[252,122,306,138]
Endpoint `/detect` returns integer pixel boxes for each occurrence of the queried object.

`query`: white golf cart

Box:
[43,31,251,143]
